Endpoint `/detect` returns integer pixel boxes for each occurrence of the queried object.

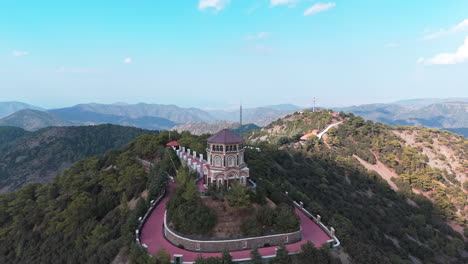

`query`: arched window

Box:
[227,156,236,167]
[228,172,238,179]
[214,156,222,167]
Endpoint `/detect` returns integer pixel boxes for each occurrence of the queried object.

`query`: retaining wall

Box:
[164,211,302,252]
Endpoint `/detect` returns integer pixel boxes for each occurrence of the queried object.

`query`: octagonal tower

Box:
[205,129,249,188]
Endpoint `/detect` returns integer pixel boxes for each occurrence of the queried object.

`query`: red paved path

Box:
[140,183,331,263]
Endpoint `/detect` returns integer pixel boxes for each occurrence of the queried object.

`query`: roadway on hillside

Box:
[140,182,332,263]
[317,121,343,140]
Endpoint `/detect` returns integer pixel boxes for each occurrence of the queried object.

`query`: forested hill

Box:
[0,124,158,193]
[246,111,468,263]
[0,124,466,263]
[0,131,181,264]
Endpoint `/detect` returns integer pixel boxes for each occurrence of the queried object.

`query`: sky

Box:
[1,0,468,109]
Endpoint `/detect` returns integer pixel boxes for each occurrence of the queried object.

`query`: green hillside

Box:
[0,131,176,264]
[0,124,158,193]
[0,119,466,263]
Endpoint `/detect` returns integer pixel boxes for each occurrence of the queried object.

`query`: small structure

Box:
[205,129,250,188]
[300,130,319,141]
[166,141,180,148]
[331,112,340,117]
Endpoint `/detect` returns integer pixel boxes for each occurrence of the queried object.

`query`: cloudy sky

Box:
[1,0,468,108]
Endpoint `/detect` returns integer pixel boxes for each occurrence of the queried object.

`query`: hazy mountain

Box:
[172,121,260,135]
[0,124,157,193]
[395,102,468,128]
[0,109,74,131]
[393,98,468,108]
[0,107,178,131]
[50,108,178,130]
[50,103,216,124]
[207,104,301,126]
[336,101,468,131]
[445,128,468,138]
[0,101,43,118]
[264,104,302,111]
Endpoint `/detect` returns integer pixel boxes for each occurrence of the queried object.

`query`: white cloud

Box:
[385,42,399,48]
[12,50,29,57]
[270,0,298,7]
[418,36,468,65]
[247,32,270,40]
[424,19,468,40]
[199,0,231,11]
[304,2,335,16]
[123,57,132,64]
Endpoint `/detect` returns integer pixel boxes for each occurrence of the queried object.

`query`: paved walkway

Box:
[140,182,332,263]
[317,121,343,140]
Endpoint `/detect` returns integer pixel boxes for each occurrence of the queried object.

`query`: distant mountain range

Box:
[0,109,75,131]
[173,121,260,136]
[335,99,468,136]
[0,102,300,131]
[0,99,466,137]
[0,101,43,118]
[207,104,300,126]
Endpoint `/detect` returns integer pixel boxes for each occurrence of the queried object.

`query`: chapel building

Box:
[204,129,250,188]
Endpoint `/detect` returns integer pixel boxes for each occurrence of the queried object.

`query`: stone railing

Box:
[163,211,302,252]
[292,201,341,248]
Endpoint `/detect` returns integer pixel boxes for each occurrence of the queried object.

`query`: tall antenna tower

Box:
[313,97,316,112]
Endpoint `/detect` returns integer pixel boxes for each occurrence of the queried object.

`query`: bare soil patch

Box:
[353,155,399,191]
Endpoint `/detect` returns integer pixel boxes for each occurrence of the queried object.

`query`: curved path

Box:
[317,121,343,140]
[140,182,331,263]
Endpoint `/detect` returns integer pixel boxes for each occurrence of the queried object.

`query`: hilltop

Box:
[247,111,467,236]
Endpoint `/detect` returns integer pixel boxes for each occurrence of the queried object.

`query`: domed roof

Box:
[207,129,245,144]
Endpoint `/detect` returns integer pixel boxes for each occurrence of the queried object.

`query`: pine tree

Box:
[227,181,250,209]
[250,247,262,264]
[275,244,289,264]
[120,192,129,216]
[222,249,233,264]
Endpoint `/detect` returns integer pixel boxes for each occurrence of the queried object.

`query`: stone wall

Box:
[164,211,302,252]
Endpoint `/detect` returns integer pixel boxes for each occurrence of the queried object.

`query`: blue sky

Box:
[1,0,468,109]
